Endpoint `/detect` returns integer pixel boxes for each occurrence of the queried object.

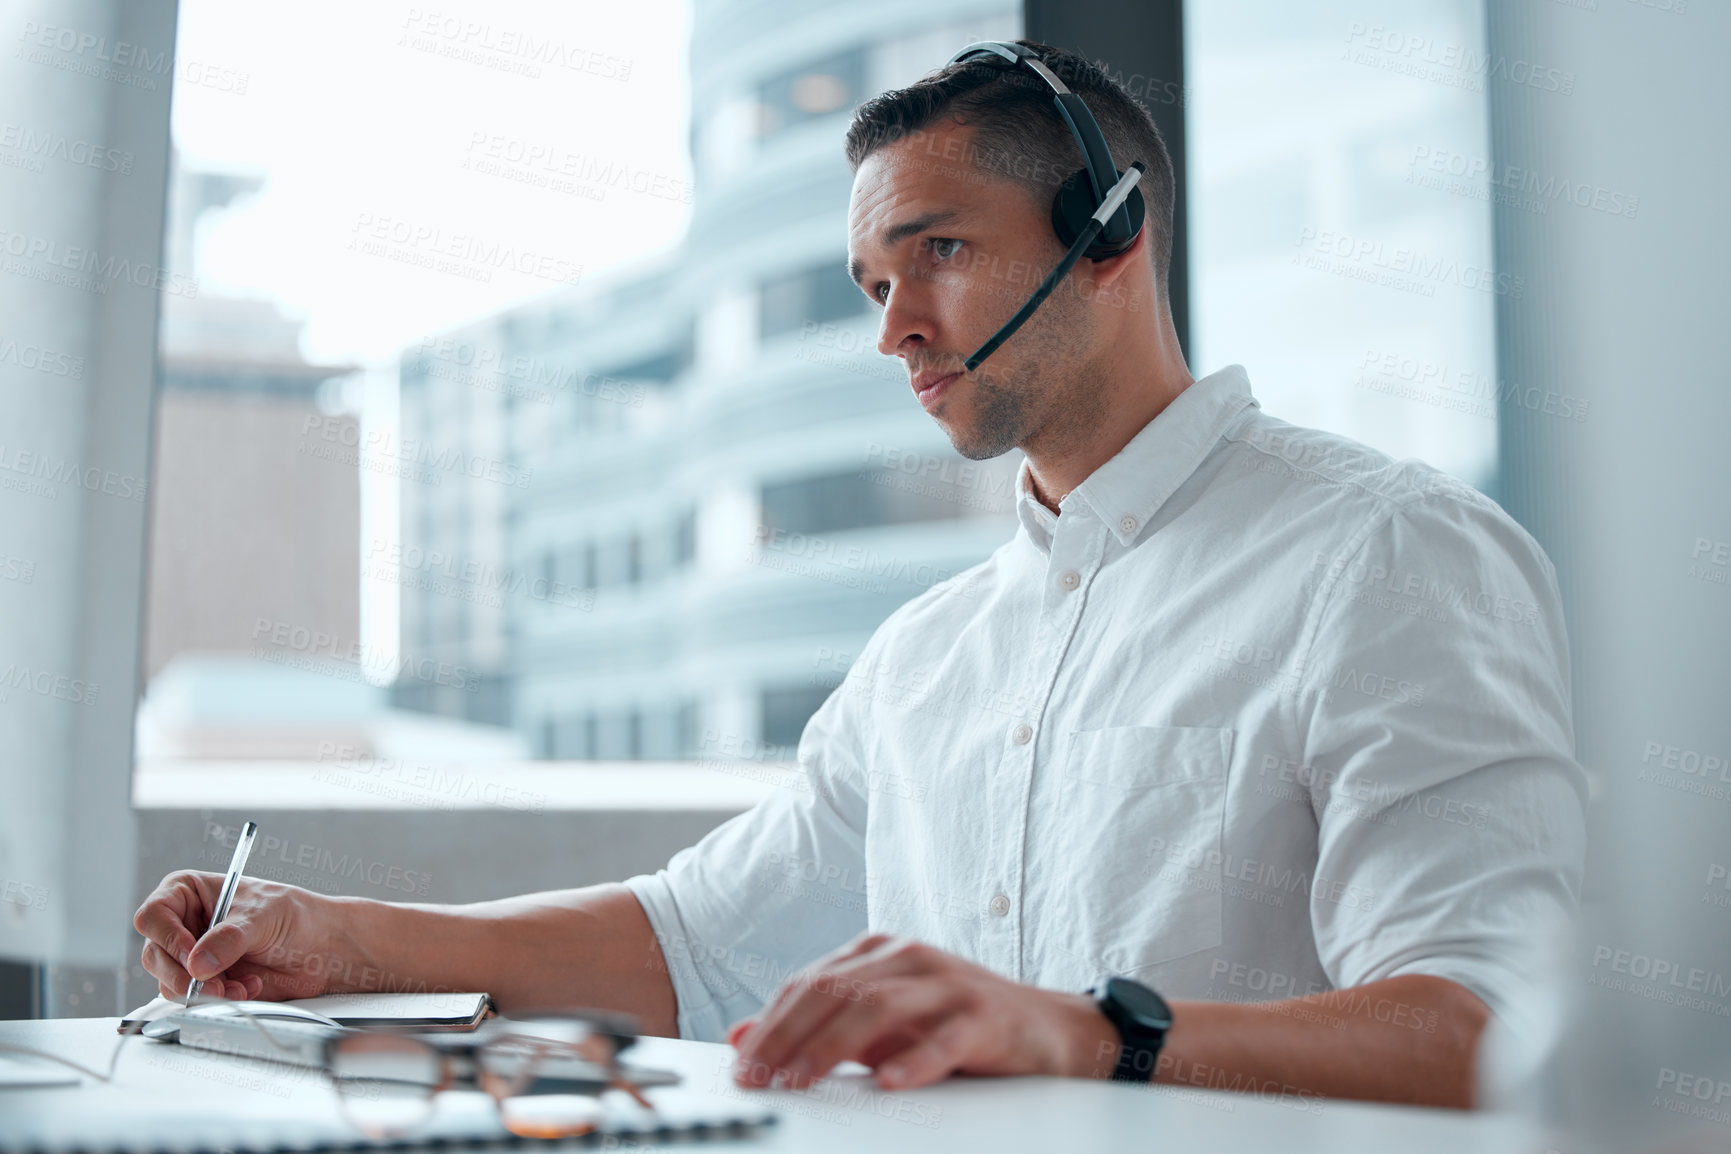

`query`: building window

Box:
[761,684,832,755]
[675,509,697,568]
[755,47,865,140]
[760,463,1005,539]
[549,714,591,759]
[677,699,699,757]
[556,546,588,592]
[760,261,865,340]
[602,344,688,386]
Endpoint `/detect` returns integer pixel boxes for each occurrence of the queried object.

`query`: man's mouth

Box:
[911,369,962,411]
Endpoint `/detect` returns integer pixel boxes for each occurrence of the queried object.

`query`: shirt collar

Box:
[1015,365,1259,553]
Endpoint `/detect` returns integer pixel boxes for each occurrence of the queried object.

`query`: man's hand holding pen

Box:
[134,870,349,1002]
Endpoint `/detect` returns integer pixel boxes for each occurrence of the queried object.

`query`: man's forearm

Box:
[314,883,680,1035]
[1073,974,1488,1109]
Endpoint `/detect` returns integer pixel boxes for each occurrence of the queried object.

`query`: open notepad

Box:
[119,990,494,1033]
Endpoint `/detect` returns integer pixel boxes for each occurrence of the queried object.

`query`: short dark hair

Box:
[844,40,1177,291]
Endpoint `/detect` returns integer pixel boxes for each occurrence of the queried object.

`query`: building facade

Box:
[398,0,1023,759]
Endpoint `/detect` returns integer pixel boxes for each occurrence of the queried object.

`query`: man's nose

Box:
[876,284,932,358]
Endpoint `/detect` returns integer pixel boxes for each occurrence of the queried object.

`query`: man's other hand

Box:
[727,933,1112,1091]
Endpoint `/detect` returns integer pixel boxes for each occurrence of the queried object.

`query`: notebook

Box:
[119,991,493,1033]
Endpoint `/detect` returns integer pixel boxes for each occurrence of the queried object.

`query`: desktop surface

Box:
[0,1016,1540,1152]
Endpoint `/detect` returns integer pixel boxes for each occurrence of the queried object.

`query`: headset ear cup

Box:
[1051,168,1146,261]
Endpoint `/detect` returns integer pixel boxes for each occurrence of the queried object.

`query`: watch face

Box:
[1106,977,1173,1030]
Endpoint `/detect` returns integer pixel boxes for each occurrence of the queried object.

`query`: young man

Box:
[134,42,1585,1109]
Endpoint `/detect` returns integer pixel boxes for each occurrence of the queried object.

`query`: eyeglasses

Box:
[325,1011,662,1139]
[10,998,668,1141]
[0,1036,130,1083]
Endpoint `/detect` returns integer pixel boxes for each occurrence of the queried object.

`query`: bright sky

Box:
[171,0,693,368]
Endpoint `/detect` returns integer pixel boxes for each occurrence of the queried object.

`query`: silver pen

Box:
[185,819,258,1005]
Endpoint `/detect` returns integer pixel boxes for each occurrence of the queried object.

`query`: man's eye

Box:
[930,237,963,262]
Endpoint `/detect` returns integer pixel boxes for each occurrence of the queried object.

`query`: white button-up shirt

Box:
[627,365,1587,1043]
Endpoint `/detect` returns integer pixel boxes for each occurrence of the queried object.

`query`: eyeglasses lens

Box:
[329,1034,441,1137]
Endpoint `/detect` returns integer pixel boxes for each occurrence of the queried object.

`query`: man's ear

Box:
[1083,223,1151,293]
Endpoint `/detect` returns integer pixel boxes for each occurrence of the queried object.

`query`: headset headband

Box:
[946,41,1136,247]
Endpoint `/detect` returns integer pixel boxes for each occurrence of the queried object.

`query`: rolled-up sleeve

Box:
[1294,488,1588,1037]
[624,690,870,1041]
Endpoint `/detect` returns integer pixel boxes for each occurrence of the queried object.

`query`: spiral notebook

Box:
[4,1024,778,1152]
[1,1086,778,1152]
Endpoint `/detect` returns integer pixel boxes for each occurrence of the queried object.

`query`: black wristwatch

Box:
[1089,977,1173,1083]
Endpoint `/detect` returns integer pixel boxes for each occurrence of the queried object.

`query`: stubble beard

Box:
[941,287,1103,463]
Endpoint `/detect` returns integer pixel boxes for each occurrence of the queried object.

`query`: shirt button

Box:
[1011,723,1033,745]
[989,894,1011,917]
[1120,515,1139,535]
[1058,570,1080,591]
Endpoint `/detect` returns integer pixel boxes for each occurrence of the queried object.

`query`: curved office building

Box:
[398,0,1022,761]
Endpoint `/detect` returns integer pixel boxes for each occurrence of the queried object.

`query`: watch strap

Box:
[1091,980,1168,1083]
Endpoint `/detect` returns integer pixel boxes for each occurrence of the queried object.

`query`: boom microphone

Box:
[962,161,1146,373]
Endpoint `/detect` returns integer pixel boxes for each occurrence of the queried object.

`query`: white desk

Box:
[0,1017,1541,1152]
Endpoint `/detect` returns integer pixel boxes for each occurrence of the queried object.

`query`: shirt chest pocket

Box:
[1052,725,1233,977]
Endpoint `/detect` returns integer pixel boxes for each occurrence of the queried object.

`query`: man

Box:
[134,42,1585,1109]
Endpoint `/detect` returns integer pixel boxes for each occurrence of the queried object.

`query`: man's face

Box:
[847,121,1103,461]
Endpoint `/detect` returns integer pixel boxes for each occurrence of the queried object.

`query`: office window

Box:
[1185,0,1498,490]
[138,2,1023,777]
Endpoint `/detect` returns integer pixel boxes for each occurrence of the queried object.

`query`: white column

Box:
[0,0,177,1008]
[1485,4,1731,1148]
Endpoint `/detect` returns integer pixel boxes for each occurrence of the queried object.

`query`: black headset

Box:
[944,42,1149,370]
[947,41,1146,259]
